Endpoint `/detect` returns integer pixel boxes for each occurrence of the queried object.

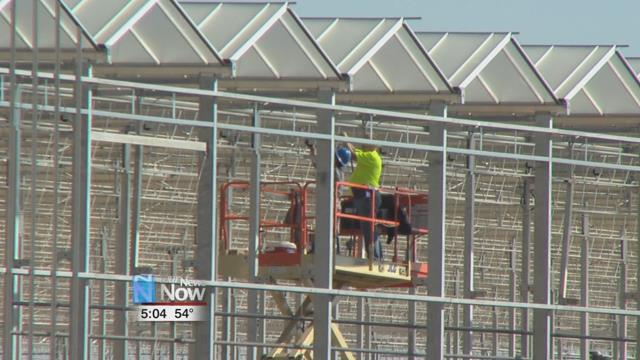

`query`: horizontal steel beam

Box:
[92,131,206,152]
[3,101,640,173]
[3,66,640,145]
[2,267,640,317]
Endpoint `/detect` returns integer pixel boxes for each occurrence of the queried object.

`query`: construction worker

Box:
[305,141,352,254]
[343,133,383,260]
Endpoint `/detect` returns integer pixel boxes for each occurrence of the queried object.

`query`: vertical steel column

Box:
[28,1,39,356]
[191,77,218,359]
[559,166,574,301]
[521,178,532,358]
[223,135,238,359]
[463,133,475,356]
[509,237,517,357]
[313,90,336,360]
[580,209,590,360]
[357,298,365,360]
[113,143,131,359]
[70,59,93,360]
[617,231,627,359]
[50,1,61,358]
[533,113,553,360]
[131,95,142,273]
[409,290,416,358]
[427,101,447,360]
[4,37,21,360]
[247,104,261,360]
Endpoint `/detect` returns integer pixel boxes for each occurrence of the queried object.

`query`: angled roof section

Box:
[179,2,341,83]
[416,32,561,114]
[523,45,640,117]
[627,57,640,78]
[65,0,225,70]
[303,17,452,96]
[0,0,98,56]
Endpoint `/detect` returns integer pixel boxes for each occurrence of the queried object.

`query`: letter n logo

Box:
[133,274,156,304]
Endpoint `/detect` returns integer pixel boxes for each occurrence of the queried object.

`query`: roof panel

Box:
[108,30,156,64]
[627,57,640,77]
[0,0,97,51]
[249,19,321,78]
[523,45,640,115]
[181,2,340,80]
[352,61,389,92]
[67,0,224,66]
[370,35,429,91]
[417,32,490,80]
[70,0,130,36]
[304,18,451,94]
[416,32,557,105]
[522,45,605,95]
[132,4,203,63]
[303,18,383,69]
[188,3,282,58]
[480,51,542,103]
[582,56,640,115]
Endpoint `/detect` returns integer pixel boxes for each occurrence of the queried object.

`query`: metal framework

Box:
[2,1,640,360]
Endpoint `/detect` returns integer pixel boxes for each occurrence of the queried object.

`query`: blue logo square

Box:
[133,274,156,304]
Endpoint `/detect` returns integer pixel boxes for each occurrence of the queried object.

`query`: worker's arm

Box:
[342,132,357,160]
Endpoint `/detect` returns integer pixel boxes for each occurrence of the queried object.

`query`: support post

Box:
[247,103,262,360]
[427,101,447,360]
[4,4,21,360]
[617,230,627,359]
[70,61,93,360]
[509,237,517,357]
[131,96,142,273]
[313,91,336,360]
[521,178,532,358]
[580,208,590,360]
[463,133,475,356]
[4,81,21,360]
[533,113,553,360]
[357,297,365,360]
[191,77,218,359]
[113,143,131,359]
[559,162,575,301]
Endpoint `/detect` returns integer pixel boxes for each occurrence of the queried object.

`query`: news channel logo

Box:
[132,274,207,321]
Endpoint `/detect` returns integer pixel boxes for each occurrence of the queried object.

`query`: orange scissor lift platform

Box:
[218,181,429,288]
[218,181,429,359]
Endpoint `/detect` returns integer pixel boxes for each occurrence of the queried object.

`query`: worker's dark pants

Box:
[352,188,382,259]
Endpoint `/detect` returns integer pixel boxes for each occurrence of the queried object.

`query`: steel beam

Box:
[617,230,627,359]
[313,90,336,360]
[409,288,417,359]
[521,178,532,358]
[191,76,218,359]
[509,238,517,358]
[131,96,143,273]
[463,133,476,356]
[580,209,590,360]
[532,113,553,360]
[4,86,22,360]
[50,2,62,358]
[113,143,131,359]
[559,166,575,301]
[427,101,448,360]
[247,103,262,360]
[357,298,365,360]
[69,60,93,360]
[4,4,21,359]
[637,188,640,360]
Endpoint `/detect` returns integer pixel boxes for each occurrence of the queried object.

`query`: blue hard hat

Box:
[336,147,351,166]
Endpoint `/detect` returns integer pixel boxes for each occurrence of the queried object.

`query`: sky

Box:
[293,0,640,57]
